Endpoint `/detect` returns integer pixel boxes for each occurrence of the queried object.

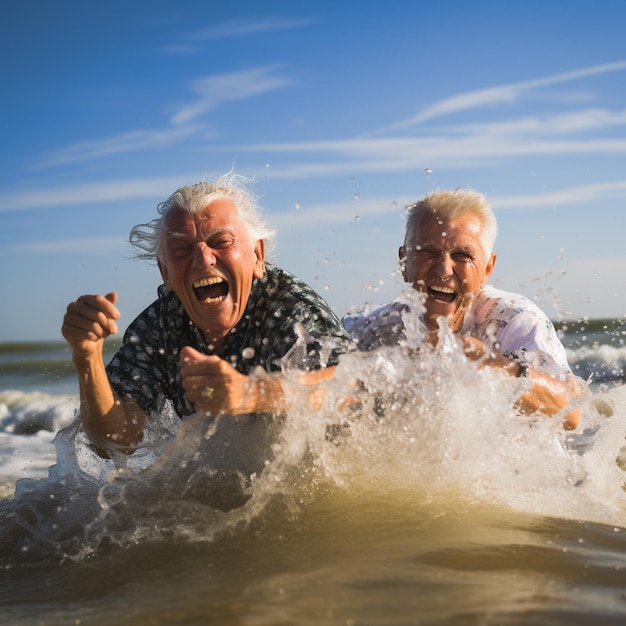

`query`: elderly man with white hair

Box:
[62,175,349,459]
[344,188,583,429]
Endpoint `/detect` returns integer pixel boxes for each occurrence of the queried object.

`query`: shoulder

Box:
[121,290,166,339]
[259,264,338,315]
[343,300,409,350]
[248,264,346,338]
[469,286,571,375]
[465,285,554,346]
[262,264,320,299]
[124,285,187,337]
[476,285,536,309]
[343,300,407,331]
[469,285,548,325]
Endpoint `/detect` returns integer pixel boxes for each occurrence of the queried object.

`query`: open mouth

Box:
[193,276,229,303]
[428,285,457,304]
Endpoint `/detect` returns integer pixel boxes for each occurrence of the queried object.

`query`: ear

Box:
[158,259,171,290]
[399,246,408,282]
[484,253,496,282]
[253,239,265,279]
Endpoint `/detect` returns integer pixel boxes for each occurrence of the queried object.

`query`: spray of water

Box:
[2,328,625,564]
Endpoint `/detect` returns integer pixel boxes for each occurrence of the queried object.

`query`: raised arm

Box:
[62,292,146,455]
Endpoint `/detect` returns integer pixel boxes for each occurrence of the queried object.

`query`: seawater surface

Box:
[1,321,626,625]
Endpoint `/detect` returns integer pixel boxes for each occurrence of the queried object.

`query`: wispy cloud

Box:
[35,65,293,167]
[9,237,127,254]
[6,181,626,256]
[445,108,626,138]
[187,17,318,41]
[0,174,209,212]
[234,132,626,174]
[491,181,626,209]
[271,196,413,230]
[13,60,626,217]
[171,66,293,125]
[271,181,626,230]
[384,60,626,131]
[37,125,206,169]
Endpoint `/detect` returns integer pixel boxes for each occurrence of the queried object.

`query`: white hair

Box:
[129,173,276,263]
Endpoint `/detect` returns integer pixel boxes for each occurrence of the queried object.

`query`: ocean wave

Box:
[567,344,626,384]
[0,390,78,435]
[2,336,626,566]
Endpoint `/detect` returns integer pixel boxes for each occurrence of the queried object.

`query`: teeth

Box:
[193,276,224,288]
[430,285,455,294]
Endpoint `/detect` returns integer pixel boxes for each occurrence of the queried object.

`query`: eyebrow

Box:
[166,226,234,241]
[409,241,473,252]
[413,243,476,256]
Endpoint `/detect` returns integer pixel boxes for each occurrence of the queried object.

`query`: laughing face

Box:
[400,211,496,332]
[158,199,265,349]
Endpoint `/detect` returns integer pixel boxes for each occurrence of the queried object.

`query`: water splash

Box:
[2,337,625,565]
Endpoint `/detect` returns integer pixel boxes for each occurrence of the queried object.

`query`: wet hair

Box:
[129,173,277,263]
[403,188,498,259]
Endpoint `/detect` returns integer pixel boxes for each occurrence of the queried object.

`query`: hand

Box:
[449,292,474,332]
[456,335,521,374]
[457,335,487,361]
[62,292,120,359]
[180,346,258,415]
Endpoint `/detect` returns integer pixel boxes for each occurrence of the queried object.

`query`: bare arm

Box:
[508,367,582,430]
[62,292,146,455]
[457,335,582,430]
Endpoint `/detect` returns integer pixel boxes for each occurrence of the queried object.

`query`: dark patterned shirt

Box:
[107,264,349,417]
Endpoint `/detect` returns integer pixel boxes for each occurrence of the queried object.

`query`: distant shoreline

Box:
[2,319,626,348]
[552,318,626,333]
[0,338,122,352]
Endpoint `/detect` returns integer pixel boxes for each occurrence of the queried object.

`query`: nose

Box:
[193,242,216,267]
[435,252,454,278]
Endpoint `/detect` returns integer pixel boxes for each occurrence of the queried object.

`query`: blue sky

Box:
[2,0,626,342]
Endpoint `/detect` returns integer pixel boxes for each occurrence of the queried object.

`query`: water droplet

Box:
[295,201,301,209]
[265,163,270,168]
[424,168,432,175]
[354,193,361,200]
[242,347,256,359]
[355,215,360,221]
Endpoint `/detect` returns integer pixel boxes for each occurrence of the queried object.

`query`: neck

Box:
[203,333,224,355]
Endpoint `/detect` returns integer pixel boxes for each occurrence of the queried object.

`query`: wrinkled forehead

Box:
[163,200,245,239]
[413,212,483,249]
